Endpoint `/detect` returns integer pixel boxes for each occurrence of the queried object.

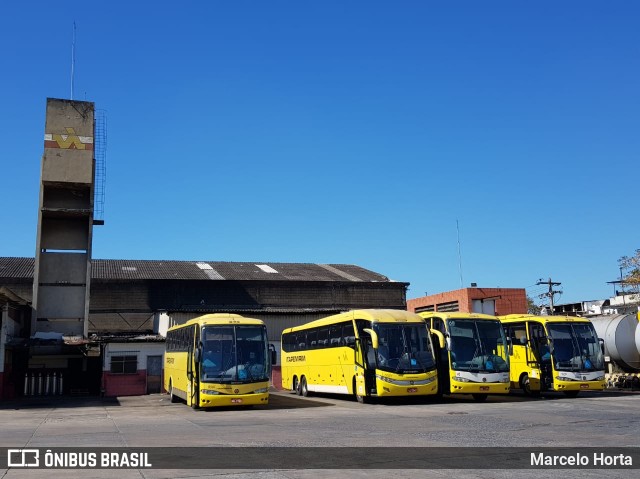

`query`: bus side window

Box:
[329,324,341,347]
[307,329,318,349]
[298,332,307,351]
[342,322,355,348]
[317,327,329,347]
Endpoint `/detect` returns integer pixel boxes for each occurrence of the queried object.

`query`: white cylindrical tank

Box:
[589,314,640,372]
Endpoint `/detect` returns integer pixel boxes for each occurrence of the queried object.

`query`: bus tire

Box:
[300,376,310,397]
[293,376,300,395]
[169,380,179,403]
[354,378,369,404]
[472,393,488,402]
[520,374,540,398]
[563,390,580,398]
[192,388,200,410]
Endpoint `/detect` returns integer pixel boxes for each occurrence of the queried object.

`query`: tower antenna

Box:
[70,21,76,100]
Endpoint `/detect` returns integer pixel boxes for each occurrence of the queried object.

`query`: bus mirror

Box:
[363,328,379,349]
[269,344,277,366]
[445,335,452,351]
[598,338,605,355]
[430,329,445,349]
[194,348,201,362]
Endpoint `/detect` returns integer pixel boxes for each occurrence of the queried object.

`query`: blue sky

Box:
[1,1,638,305]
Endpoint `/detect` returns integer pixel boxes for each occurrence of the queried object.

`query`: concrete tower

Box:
[31,98,96,339]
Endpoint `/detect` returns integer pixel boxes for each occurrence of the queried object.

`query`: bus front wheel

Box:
[169,380,179,403]
[353,378,369,404]
[192,388,200,409]
[520,374,540,398]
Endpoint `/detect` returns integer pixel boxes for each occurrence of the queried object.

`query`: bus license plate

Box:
[407,388,418,393]
[480,386,490,391]
[580,384,589,389]
[231,399,243,403]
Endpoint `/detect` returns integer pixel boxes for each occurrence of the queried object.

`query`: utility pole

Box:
[537,278,562,313]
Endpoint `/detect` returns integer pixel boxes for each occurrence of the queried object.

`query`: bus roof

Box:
[417,311,499,321]
[499,314,592,324]
[167,313,265,332]
[282,309,425,334]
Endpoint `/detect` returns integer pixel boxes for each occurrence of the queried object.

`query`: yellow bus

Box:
[164,313,276,409]
[280,309,438,403]
[418,312,510,401]
[500,314,605,397]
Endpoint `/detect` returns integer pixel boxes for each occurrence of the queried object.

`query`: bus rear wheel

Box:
[300,376,310,397]
[563,390,580,398]
[293,377,300,395]
[472,393,488,402]
[520,374,540,398]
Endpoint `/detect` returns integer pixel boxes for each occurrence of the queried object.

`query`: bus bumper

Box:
[200,392,270,407]
[450,380,510,395]
[553,380,606,392]
[375,375,438,397]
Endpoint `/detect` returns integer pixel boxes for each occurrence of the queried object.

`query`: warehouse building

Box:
[0,257,407,399]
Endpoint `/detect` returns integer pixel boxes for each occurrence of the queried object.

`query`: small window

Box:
[507,323,527,346]
[110,355,138,374]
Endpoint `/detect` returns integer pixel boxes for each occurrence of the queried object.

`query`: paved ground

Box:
[0,389,639,478]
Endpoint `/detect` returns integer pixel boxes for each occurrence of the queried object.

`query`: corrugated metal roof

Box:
[0,257,33,279]
[0,257,396,283]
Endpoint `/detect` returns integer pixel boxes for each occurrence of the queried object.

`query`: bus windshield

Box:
[373,322,436,373]
[547,322,605,372]
[448,319,509,373]
[200,325,269,383]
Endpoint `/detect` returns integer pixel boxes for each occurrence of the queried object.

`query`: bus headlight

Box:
[596,376,605,381]
[453,377,471,382]
[201,389,220,395]
[253,387,269,394]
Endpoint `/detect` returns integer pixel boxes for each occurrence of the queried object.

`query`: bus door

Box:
[355,320,377,398]
[528,322,551,389]
[433,317,450,395]
[187,326,200,407]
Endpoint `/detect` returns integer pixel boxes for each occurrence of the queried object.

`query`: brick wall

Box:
[271,366,283,391]
[407,288,527,315]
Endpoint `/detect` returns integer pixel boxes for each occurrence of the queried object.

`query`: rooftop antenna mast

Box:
[70,21,76,100]
[457,219,464,288]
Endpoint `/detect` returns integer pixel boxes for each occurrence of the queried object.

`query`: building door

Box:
[146,355,163,394]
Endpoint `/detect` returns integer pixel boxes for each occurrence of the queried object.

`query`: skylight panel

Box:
[256,264,278,274]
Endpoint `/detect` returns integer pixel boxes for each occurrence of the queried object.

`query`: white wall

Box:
[103,342,165,371]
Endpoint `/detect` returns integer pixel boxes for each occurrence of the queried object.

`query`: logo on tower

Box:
[44,127,93,150]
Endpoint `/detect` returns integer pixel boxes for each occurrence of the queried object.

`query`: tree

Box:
[527,295,541,315]
[619,249,640,294]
